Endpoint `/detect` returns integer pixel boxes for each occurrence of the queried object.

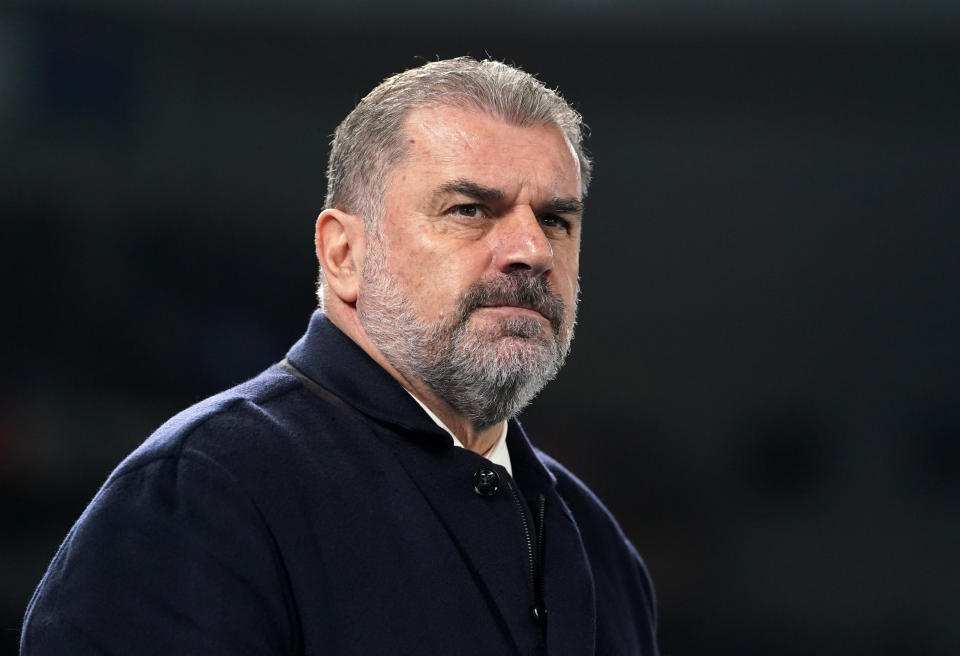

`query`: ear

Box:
[315,208,365,304]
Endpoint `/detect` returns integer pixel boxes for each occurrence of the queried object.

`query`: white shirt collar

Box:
[406,391,512,476]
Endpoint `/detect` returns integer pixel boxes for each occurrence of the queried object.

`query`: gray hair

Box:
[324,56,591,223]
[317,57,591,302]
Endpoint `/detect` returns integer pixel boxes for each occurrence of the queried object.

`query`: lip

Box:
[475,305,546,321]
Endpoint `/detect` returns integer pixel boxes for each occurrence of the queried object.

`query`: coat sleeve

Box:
[20,448,299,655]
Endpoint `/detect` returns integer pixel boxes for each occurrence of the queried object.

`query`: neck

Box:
[325,302,505,455]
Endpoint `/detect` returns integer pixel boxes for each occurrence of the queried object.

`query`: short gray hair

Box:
[324,56,591,223]
[317,57,591,303]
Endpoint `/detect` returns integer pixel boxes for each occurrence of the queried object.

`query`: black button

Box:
[473,467,500,497]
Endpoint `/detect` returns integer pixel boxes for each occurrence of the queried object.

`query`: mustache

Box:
[457,273,566,334]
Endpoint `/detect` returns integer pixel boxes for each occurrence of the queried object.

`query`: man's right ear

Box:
[315,208,365,305]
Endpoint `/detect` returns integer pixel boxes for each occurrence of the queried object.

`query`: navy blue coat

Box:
[22,312,659,655]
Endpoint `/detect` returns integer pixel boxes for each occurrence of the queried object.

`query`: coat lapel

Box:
[540,489,598,655]
[509,424,598,656]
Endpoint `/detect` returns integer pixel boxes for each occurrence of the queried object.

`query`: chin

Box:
[487,335,555,365]
[481,314,548,338]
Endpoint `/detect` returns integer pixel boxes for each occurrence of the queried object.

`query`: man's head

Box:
[323,57,591,227]
[316,59,589,429]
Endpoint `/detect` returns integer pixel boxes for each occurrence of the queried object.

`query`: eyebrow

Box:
[436,178,584,217]
[437,179,505,203]
[542,197,585,217]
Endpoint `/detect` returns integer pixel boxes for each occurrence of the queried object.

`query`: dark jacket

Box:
[22,311,659,655]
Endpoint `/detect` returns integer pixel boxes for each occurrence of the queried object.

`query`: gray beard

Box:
[357,236,577,429]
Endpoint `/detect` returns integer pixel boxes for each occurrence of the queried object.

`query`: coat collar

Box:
[284,310,451,445]
[283,310,556,489]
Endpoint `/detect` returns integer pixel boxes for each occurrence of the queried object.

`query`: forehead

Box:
[392,105,582,199]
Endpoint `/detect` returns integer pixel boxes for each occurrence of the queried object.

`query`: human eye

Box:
[446,203,484,219]
[538,214,571,232]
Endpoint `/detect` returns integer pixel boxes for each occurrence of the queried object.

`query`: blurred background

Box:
[2,1,959,654]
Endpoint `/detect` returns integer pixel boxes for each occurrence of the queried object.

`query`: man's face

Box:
[357,105,583,427]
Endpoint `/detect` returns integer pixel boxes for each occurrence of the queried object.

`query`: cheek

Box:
[553,249,580,298]
[387,251,466,319]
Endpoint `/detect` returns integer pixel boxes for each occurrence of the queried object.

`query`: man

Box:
[22,58,659,655]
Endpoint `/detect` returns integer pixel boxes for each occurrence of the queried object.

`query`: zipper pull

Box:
[534,493,549,637]
[532,605,549,627]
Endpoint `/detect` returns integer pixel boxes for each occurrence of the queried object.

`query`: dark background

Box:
[2,1,959,654]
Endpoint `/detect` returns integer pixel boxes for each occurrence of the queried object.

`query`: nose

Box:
[490,207,554,277]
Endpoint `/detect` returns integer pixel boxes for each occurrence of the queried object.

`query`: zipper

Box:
[507,479,537,599]
[534,492,548,634]
[507,479,549,640]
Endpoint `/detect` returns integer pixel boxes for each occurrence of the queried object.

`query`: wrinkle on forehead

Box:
[409,107,574,157]
[413,117,478,149]
[399,108,581,202]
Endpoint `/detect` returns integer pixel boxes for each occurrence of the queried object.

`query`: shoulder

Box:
[66,363,314,552]
[91,360,389,541]
[21,366,308,654]
[113,364,307,479]
[82,362,338,537]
